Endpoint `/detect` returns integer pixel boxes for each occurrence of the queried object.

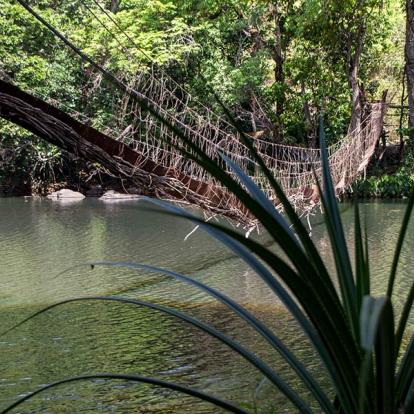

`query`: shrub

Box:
[352,168,414,198]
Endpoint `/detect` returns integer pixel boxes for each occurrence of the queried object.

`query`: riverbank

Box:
[349,143,414,198]
[2,142,413,200]
[350,168,414,198]
[4,170,413,200]
[0,157,143,198]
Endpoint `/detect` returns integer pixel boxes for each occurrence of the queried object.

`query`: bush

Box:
[352,168,414,198]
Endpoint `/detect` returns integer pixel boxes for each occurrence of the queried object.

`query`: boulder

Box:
[99,190,141,201]
[47,189,85,200]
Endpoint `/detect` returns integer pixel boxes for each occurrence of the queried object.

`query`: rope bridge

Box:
[0,75,386,226]
[0,0,387,226]
[88,72,386,221]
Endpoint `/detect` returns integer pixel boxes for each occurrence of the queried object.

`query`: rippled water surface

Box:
[0,198,412,412]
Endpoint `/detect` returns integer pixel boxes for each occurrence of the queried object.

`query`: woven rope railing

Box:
[75,72,386,214]
[2,68,386,227]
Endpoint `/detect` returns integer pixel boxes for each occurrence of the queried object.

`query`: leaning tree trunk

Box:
[405,0,414,142]
[0,79,250,223]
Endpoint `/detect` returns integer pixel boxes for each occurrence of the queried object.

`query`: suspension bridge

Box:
[0,0,387,226]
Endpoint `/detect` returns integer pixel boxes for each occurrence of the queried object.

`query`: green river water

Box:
[0,198,412,413]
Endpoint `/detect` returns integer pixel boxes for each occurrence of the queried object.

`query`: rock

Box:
[99,190,141,201]
[47,189,85,200]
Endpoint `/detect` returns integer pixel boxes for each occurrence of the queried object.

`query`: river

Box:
[0,198,412,413]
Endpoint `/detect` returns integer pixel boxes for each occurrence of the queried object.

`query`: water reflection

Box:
[0,198,412,412]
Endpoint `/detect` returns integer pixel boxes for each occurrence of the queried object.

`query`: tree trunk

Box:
[270,3,285,142]
[110,0,120,13]
[405,0,414,142]
[348,24,365,134]
[0,80,248,222]
[301,80,316,147]
[399,67,407,148]
[348,66,362,133]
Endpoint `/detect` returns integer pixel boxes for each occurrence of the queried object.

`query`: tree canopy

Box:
[0,0,407,191]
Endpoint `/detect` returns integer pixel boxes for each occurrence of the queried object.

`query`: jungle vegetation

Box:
[0,0,411,194]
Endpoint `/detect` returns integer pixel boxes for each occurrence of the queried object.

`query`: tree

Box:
[245,1,298,141]
[406,0,414,141]
[302,0,389,133]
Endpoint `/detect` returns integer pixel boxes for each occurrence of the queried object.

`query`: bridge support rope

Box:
[0,79,248,223]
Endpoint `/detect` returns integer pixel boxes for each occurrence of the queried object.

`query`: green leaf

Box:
[90,261,335,413]
[319,116,357,338]
[359,296,395,414]
[3,296,312,413]
[374,298,395,414]
[403,374,414,413]
[355,200,370,315]
[396,335,414,402]
[143,198,359,413]
[0,373,250,414]
[359,296,384,414]
[208,80,341,311]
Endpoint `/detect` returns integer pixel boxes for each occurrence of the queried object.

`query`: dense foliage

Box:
[0,0,408,193]
[353,170,414,198]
